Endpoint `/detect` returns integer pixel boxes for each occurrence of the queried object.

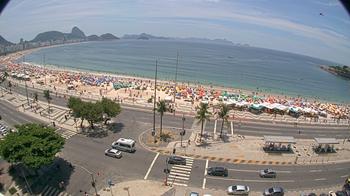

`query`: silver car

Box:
[260,168,276,178]
[105,148,122,158]
[227,185,250,195]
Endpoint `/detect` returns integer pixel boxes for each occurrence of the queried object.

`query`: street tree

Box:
[156,100,168,137]
[7,81,12,93]
[33,92,38,103]
[43,90,52,114]
[195,102,211,142]
[0,71,8,96]
[67,96,85,127]
[0,123,65,170]
[100,97,121,125]
[217,103,230,138]
[83,102,103,129]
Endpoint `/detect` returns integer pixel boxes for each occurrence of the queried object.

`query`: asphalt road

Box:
[3,81,349,139]
[1,81,350,194]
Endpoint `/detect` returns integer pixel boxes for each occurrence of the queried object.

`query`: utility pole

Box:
[43,54,47,85]
[153,60,158,143]
[72,163,99,196]
[173,52,179,116]
[23,56,29,105]
[181,114,185,147]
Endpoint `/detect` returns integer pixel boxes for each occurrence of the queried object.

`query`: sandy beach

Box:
[1,48,349,121]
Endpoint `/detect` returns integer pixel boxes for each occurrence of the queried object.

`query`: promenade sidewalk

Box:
[8,79,350,127]
[0,90,82,139]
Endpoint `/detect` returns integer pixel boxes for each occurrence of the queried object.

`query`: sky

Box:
[0,0,349,65]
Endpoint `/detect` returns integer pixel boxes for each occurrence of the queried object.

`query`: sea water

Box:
[24,39,350,103]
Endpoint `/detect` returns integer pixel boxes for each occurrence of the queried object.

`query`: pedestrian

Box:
[298,130,301,135]
[188,139,191,145]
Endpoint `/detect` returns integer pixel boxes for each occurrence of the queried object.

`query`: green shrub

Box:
[9,187,17,195]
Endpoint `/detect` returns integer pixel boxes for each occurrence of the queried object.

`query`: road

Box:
[1,82,350,194]
[2,81,349,139]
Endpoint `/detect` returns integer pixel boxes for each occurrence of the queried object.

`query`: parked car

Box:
[168,156,186,165]
[260,168,276,178]
[104,148,122,158]
[263,187,284,196]
[328,191,337,196]
[189,192,199,196]
[335,191,348,196]
[207,166,228,177]
[227,185,250,195]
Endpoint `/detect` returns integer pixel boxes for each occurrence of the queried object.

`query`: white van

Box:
[111,138,136,153]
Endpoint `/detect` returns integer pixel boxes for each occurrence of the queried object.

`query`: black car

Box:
[207,166,228,177]
[168,156,186,165]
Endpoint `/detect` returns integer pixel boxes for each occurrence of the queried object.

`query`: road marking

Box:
[214,120,217,135]
[171,182,188,187]
[341,175,348,178]
[171,166,192,171]
[168,175,190,180]
[206,176,295,183]
[314,178,326,181]
[227,168,291,173]
[309,169,322,172]
[231,121,233,135]
[203,159,209,189]
[170,171,191,176]
[144,152,159,180]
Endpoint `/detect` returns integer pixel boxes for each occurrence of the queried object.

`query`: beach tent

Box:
[164,96,173,102]
[235,100,249,107]
[249,103,264,110]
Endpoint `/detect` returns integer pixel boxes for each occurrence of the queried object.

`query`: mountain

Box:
[31,31,66,42]
[122,33,168,40]
[87,35,100,41]
[100,33,119,40]
[66,26,86,39]
[0,35,14,46]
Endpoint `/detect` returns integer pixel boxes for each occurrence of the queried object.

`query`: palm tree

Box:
[7,81,12,93]
[195,102,211,142]
[0,72,8,96]
[156,100,168,138]
[43,90,52,115]
[33,92,38,103]
[217,103,230,138]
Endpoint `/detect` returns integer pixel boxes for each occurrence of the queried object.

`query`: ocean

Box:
[23,39,350,103]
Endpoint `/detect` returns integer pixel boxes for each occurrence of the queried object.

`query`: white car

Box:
[105,148,122,158]
[227,185,250,195]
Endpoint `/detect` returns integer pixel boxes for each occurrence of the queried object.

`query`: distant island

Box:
[321,65,350,79]
[0,27,250,56]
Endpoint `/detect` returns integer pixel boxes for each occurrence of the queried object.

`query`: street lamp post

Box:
[72,163,99,196]
[181,114,185,147]
[153,60,158,143]
[173,52,179,116]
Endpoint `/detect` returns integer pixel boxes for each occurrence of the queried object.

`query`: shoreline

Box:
[2,44,350,107]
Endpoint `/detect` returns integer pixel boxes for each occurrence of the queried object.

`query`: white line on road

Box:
[227,168,291,173]
[341,175,348,178]
[144,152,159,180]
[314,178,326,181]
[206,176,295,183]
[309,170,322,172]
[202,159,208,189]
[214,120,217,135]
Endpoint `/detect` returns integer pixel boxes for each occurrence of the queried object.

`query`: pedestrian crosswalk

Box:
[55,128,77,140]
[40,185,70,196]
[167,156,194,187]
